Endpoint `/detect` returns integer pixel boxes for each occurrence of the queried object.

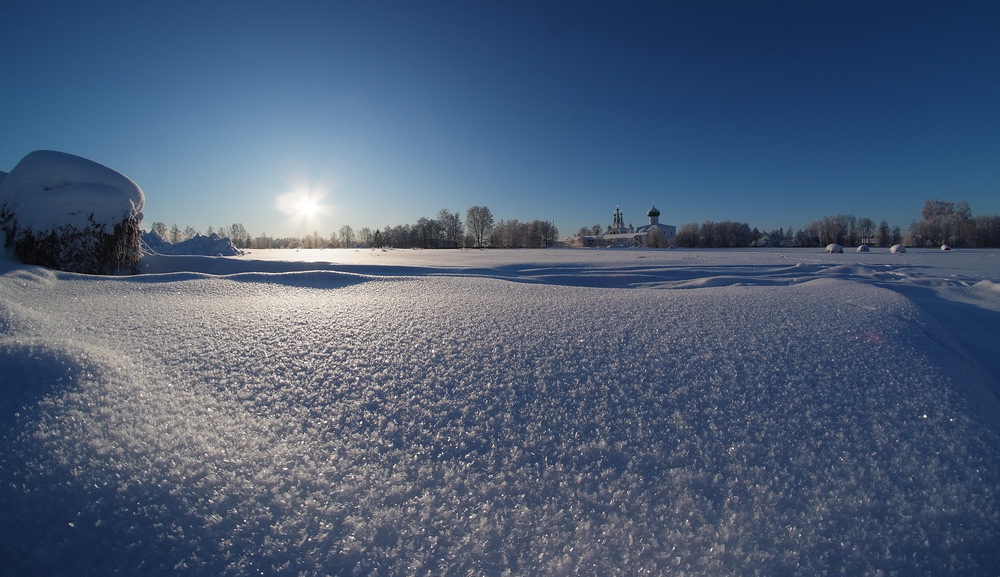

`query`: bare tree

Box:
[437,209,464,248]
[253,232,273,249]
[536,220,558,247]
[466,205,494,248]
[675,223,698,248]
[410,217,437,248]
[339,224,356,247]
[857,218,875,245]
[358,227,373,247]
[230,223,249,248]
[149,222,168,238]
[875,220,891,247]
[644,227,667,248]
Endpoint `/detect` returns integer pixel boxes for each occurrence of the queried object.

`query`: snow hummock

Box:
[890,243,907,253]
[825,243,843,253]
[2,247,999,575]
[141,229,243,257]
[0,150,144,235]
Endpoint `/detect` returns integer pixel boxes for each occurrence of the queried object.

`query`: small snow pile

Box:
[141,230,243,257]
[825,243,843,253]
[941,244,952,251]
[0,151,144,274]
[890,244,906,253]
[856,244,870,253]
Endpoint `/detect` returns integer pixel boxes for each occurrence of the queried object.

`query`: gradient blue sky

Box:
[3,1,998,239]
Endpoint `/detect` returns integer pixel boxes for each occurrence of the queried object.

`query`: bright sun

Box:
[295,196,320,218]
[276,188,329,223]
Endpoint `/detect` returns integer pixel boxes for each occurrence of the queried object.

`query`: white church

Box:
[578,204,677,247]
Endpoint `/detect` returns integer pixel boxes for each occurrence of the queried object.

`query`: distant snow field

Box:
[2,247,999,576]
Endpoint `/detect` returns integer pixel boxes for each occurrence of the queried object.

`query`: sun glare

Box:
[295,196,320,218]
[276,188,330,227]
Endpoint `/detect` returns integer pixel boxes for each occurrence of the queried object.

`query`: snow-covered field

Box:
[2,247,999,576]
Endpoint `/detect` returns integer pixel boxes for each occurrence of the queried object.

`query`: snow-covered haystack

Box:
[941,244,952,251]
[856,244,870,253]
[141,230,243,257]
[825,243,843,253]
[0,151,144,274]
[890,244,906,253]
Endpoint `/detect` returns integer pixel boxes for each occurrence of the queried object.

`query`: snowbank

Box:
[141,230,243,257]
[2,248,999,575]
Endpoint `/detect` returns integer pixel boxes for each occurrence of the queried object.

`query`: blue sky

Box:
[2,1,998,239]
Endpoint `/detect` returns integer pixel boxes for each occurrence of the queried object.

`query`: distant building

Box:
[579,204,676,247]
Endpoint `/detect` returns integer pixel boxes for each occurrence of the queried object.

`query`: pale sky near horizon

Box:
[2,1,998,239]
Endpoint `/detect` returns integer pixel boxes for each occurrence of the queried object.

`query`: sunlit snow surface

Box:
[2,247,999,576]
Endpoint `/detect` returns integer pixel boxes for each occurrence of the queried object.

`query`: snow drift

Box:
[141,230,243,257]
[2,248,999,576]
[0,150,144,274]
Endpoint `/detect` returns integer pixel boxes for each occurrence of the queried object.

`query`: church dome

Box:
[646,204,660,217]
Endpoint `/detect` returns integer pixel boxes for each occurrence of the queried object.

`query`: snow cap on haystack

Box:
[890,244,906,253]
[825,243,843,253]
[0,150,144,235]
[0,150,146,274]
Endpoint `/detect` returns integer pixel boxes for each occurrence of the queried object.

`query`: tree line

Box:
[908,200,1000,247]
[671,216,903,249]
[787,216,906,248]
[795,199,1000,248]
[148,206,560,250]
[577,199,998,249]
[149,198,999,251]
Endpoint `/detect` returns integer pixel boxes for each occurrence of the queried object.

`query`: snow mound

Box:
[0,150,143,235]
[856,244,870,252]
[890,244,906,253]
[141,230,243,257]
[825,243,843,253]
[0,151,144,274]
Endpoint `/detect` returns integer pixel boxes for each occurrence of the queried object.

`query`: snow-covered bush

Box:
[856,244,870,252]
[890,244,906,253]
[0,151,144,274]
[825,243,843,253]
